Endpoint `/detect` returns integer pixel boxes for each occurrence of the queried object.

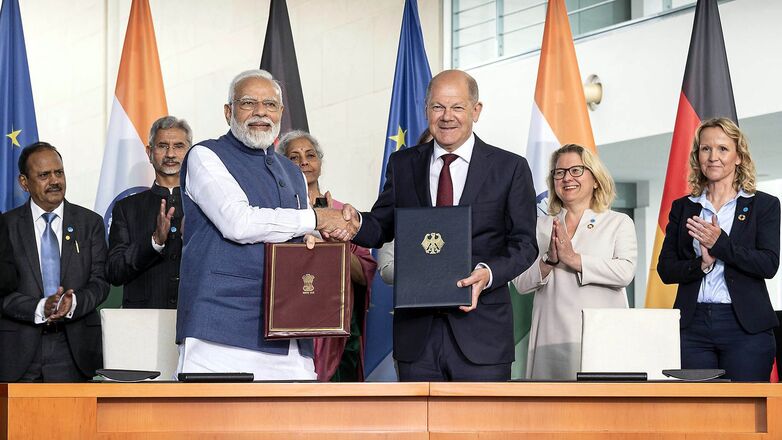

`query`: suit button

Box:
[278,180,286,188]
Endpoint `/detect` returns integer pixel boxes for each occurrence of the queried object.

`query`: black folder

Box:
[394,206,471,308]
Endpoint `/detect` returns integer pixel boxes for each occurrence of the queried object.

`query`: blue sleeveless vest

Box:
[176,131,312,356]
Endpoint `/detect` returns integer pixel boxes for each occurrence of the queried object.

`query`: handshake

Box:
[314,203,360,242]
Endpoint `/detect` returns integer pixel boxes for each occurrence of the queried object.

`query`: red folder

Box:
[263,242,352,339]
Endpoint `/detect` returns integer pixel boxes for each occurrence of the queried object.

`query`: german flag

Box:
[645,0,737,309]
[260,0,309,135]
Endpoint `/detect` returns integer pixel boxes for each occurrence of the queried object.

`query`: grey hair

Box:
[277,130,324,159]
[148,116,193,147]
[227,69,283,104]
[424,69,480,106]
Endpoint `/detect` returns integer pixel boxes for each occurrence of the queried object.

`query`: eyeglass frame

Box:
[231,98,282,113]
[150,143,189,153]
[551,165,588,180]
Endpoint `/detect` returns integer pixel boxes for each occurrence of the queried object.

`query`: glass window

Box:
[452,0,696,68]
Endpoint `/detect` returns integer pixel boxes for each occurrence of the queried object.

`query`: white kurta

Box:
[176,145,317,380]
[512,209,637,380]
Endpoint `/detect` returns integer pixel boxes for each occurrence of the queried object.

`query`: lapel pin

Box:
[742,207,749,213]
[587,218,595,229]
[738,214,746,221]
[170,226,177,233]
[65,235,71,241]
[67,226,74,233]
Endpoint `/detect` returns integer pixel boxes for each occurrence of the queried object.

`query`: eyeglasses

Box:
[152,143,188,152]
[232,98,281,112]
[551,165,587,180]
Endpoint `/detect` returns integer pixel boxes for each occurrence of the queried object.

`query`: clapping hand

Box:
[553,218,580,271]
[546,219,560,264]
[45,288,74,321]
[686,215,721,249]
[689,215,720,271]
[43,287,64,319]
[152,198,175,246]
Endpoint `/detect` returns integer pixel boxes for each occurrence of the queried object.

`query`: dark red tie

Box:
[436,154,459,207]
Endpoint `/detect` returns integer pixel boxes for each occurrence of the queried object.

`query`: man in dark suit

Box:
[345,70,538,381]
[0,142,109,382]
[107,116,192,308]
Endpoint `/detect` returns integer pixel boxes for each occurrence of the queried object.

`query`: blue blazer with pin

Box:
[657,191,780,334]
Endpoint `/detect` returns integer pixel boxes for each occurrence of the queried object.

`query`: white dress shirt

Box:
[689,189,754,304]
[428,134,493,288]
[428,135,474,206]
[31,201,76,323]
[177,144,317,378]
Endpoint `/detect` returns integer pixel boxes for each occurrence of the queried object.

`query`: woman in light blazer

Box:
[658,118,779,382]
[513,144,637,380]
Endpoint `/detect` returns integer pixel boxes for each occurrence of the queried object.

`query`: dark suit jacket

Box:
[657,192,780,334]
[0,200,109,381]
[0,214,17,296]
[106,184,182,308]
[353,136,538,364]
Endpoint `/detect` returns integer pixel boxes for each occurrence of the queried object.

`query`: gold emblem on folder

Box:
[421,233,445,255]
[302,273,315,295]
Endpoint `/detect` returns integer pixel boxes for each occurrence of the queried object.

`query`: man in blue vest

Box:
[175,69,353,379]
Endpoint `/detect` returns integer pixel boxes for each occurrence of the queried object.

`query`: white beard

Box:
[230,115,280,150]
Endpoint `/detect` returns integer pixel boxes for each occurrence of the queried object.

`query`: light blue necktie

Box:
[40,212,60,297]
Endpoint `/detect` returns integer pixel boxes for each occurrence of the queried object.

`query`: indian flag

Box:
[512,0,596,379]
[95,0,167,229]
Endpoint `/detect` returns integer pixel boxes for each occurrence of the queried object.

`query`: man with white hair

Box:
[175,69,352,379]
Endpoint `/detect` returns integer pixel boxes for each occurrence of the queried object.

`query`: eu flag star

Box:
[388,126,407,151]
[6,128,22,147]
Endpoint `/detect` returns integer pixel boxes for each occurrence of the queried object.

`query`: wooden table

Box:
[2,382,781,439]
[1,382,429,440]
[429,382,782,439]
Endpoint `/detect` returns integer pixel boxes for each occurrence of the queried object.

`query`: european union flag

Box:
[365,0,431,381]
[0,0,39,212]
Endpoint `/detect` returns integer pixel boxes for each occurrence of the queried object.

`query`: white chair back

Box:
[580,308,680,380]
[100,308,178,380]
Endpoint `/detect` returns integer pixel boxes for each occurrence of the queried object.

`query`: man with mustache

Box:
[175,69,353,379]
[0,142,109,382]
[106,116,192,309]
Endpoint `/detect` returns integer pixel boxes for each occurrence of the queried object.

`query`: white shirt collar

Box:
[688,189,754,205]
[432,133,474,164]
[30,199,64,222]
